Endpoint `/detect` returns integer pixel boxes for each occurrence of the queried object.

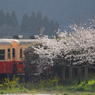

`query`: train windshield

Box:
[0,50,5,60]
[13,48,15,58]
[20,49,22,58]
[8,49,10,59]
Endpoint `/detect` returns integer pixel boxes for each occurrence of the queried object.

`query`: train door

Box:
[0,47,12,74]
[7,48,12,73]
[0,49,6,73]
[17,47,25,74]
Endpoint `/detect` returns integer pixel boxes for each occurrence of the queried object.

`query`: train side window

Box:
[20,49,22,58]
[0,50,5,60]
[8,49,10,59]
[13,48,15,58]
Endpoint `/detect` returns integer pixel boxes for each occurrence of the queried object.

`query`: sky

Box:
[0,0,95,31]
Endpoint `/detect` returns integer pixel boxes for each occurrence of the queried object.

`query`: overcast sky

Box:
[0,0,95,31]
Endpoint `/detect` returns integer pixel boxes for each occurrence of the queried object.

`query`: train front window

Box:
[20,49,22,58]
[8,49,10,59]
[0,50,5,60]
[13,48,15,58]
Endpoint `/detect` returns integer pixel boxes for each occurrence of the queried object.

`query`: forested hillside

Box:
[0,9,60,38]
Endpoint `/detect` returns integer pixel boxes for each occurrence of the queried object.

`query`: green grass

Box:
[66,73,95,92]
[1,73,95,94]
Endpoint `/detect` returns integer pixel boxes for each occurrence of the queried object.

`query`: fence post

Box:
[62,66,65,82]
[78,67,81,84]
[85,66,88,84]
[69,66,72,83]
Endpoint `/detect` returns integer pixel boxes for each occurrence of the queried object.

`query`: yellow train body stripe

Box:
[17,63,19,64]
[17,69,23,71]
[13,62,24,64]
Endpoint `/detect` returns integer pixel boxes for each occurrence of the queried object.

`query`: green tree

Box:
[49,19,55,37]
[20,13,29,33]
[54,21,60,32]
[0,9,5,26]
[43,16,49,35]
[11,10,19,27]
[36,11,43,28]
[5,12,12,26]
[28,12,36,34]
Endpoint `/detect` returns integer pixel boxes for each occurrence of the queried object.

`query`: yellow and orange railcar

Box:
[0,39,39,81]
[0,39,13,74]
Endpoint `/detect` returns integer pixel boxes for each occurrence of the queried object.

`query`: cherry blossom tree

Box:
[23,20,95,75]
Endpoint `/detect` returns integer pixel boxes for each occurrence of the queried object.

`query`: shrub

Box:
[3,74,20,89]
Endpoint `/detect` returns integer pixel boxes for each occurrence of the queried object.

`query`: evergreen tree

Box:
[6,12,12,26]
[43,16,49,34]
[49,20,55,37]
[29,12,36,25]
[54,21,60,32]
[28,12,36,34]
[20,13,29,33]
[11,10,19,27]
[0,9,5,26]
[36,11,43,28]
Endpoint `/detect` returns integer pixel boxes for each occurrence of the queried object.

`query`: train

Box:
[0,38,40,82]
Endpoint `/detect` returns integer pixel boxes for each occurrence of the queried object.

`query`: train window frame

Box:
[13,48,15,58]
[8,49,10,59]
[20,48,22,58]
[0,50,5,60]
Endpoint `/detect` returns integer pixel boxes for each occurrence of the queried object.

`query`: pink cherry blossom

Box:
[24,20,95,74]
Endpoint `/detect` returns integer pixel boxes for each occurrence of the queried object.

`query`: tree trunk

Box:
[78,67,81,84]
[62,66,65,82]
[85,66,88,84]
[69,66,72,83]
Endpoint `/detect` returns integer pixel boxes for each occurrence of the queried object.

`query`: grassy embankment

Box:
[0,73,95,94]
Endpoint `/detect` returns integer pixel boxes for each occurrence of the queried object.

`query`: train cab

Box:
[0,38,40,81]
[10,39,40,75]
[0,39,13,74]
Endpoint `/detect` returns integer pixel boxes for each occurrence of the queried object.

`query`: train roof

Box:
[12,39,40,45]
[0,39,12,45]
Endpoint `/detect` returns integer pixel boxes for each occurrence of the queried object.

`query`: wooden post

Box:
[78,67,81,84]
[85,66,88,84]
[62,66,65,82]
[69,66,72,83]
